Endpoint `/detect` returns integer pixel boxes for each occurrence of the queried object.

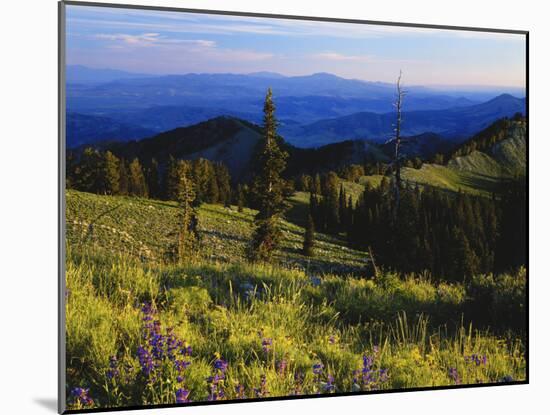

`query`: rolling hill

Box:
[285,94,526,147]
[402,119,526,195]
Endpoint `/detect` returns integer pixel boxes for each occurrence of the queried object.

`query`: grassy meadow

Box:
[65,189,526,410]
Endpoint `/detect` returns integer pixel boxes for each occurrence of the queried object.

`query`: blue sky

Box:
[66,5,526,88]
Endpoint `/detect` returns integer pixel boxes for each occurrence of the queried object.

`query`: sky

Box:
[65,4,526,88]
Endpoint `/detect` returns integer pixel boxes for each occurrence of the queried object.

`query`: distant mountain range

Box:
[66,66,525,148]
[67,93,525,149]
[284,94,525,147]
[67,113,155,148]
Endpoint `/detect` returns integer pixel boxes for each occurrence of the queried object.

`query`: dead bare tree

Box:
[393,70,405,217]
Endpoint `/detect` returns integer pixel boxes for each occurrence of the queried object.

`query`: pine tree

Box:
[165,156,181,201]
[118,158,129,196]
[215,163,232,207]
[237,184,245,213]
[128,158,148,197]
[325,172,340,233]
[103,151,120,195]
[302,214,315,257]
[147,158,160,199]
[248,88,288,262]
[169,170,198,263]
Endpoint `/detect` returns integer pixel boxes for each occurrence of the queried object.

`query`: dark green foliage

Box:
[128,158,148,197]
[146,158,161,199]
[103,151,120,195]
[250,89,288,218]
[347,179,525,282]
[248,88,288,261]
[118,158,129,196]
[167,169,198,263]
[302,214,315,257]
[236,184,245,212]
[247,216,282,262]
[215,163,232,207]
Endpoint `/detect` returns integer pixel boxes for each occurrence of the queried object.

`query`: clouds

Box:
[311,52,373,62]
[65,4,526,87]
[95,32,217,48]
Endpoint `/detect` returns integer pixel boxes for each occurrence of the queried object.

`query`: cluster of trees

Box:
[347,178,526,281]
[67,149,232,205]
[308,172,353,235]
[67,148,151,197]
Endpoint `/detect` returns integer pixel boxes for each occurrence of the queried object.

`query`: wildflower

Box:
[137,346,154,377]
[465,354,487,366]
[262,337,273,354]
[324,374,336,393]
[254,375,269,398]
[293,372,304,395]
[235,383,246,399]
[70,387,94,407]
[328,335,336,345]
[277,359,288,375]
[313,362,324,376]
[175,388,190,403]
[214,358,228,374]
[448,367,461,385]
[353,354,389,391]
[106,355,119,380]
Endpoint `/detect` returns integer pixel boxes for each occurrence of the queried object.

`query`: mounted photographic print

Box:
[59,1,528,413]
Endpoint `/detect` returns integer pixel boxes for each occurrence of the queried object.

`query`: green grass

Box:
[65,189,526,410]
[66,247,526,410]
[401,125,526,196]
[67,189,367,275]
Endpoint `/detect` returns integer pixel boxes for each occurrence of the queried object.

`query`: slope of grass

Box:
[401,123,526,196]
[67,190,367,275]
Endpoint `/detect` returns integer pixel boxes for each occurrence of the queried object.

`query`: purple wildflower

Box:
[106,355,119,380]
[254,375,269,398]
[261,337,273,354]
[448,367,461,384]
[70,387,94,407]
[235,384,246,399]
[175,388,190,403]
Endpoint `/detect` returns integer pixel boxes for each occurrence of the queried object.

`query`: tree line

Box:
[344,178,526,281]
[67,149,232,205]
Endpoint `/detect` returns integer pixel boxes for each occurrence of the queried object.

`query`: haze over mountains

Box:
[66,65,526,149]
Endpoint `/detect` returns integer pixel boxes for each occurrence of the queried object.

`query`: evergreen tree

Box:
[118,158,129,196]
[237,184,245,213]
[325,172,340,233]
[215,163,232,207]
[248,88,288,261]
[103,151,120,195]
[147,158,160,199]
[169,170,198,263]
[165,156,181,201]
[128,158,148,197]
[302,214,315,257]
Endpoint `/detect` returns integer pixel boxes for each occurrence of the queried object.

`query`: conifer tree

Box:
[147,158,160,199]
[128,158,148,197]
[169,170,198,263]
[103,151,120,195]
[248,88,288,262]
[165,156,181,200]
[237,184,245,213]
[302,214,315,257]
[118,158,129,196]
